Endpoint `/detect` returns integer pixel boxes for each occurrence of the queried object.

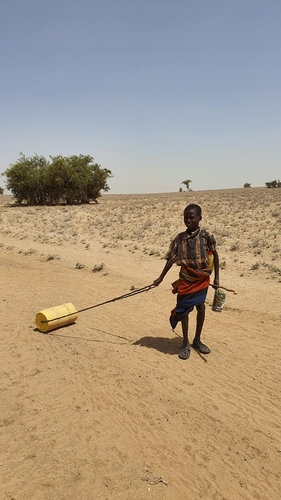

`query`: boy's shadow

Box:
[133,334,182,356]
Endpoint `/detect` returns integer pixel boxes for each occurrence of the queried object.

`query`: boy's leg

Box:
[194,303,205,343]
[181,314,189,347]
[178,314,191,360]
[192,303,211,354]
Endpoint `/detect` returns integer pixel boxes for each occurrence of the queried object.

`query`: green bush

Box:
[3,153,112,205]
[265,179,281,188]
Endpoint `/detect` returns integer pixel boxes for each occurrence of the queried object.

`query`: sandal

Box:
[192,341,211,354]
[178,345,191,360]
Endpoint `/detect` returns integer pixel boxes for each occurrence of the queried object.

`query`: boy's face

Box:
[184,208,201,233]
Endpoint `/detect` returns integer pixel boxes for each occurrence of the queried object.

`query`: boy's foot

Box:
[192,341,211,354]
[178,345,191,360]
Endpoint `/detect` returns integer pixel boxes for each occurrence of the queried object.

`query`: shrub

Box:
[251,262,260,270]
[75,262,85,269]
[265,179,281,188]
[3,153,112,205]
[92,263,104,273]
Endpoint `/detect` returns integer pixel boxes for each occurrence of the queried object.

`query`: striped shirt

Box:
[165,228,216,270]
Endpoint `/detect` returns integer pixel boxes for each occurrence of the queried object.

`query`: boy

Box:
[153,204,219,360]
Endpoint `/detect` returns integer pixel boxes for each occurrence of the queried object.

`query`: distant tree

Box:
[265,179,281,188]
[44,154,70,204]
[0,187,4,195]
[84,160,112,203]
[179,187,183,192]
[243,183,251,188]
[181,179,192,191]
[3,153,112,205]
[45,154,112,204]
[3,153,49,204]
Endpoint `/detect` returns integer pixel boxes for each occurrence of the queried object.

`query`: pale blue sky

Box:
[1,0,280,193]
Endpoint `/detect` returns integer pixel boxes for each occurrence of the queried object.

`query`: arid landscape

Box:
[1,187,281,500]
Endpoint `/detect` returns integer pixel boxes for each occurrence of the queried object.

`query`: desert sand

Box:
[0,188,280,500]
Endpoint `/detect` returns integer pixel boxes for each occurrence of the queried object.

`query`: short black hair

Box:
[184,204,202,216]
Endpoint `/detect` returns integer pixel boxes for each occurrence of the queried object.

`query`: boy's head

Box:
[183,204,202,233]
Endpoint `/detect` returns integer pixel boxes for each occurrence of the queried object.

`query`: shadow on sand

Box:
[134,333,208,362]
[133,334,182,356]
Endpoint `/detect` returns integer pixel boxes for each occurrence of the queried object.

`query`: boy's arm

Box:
[213,249,220,287]
[205,231,220,287]
[153,257,175,286]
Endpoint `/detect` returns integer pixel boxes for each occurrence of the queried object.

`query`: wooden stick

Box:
[210,284,237,295]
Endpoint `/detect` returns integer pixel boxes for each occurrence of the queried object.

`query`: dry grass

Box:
[0,187,281,279]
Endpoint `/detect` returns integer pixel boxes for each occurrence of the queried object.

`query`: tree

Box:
[46,155,112,204]
[44,155,71,204]
[0,187,4,195]
[182,179,192,191]
[243,183,251,188]
[3,153,49,204]
[265,179,281,188]
[3,153,112,205]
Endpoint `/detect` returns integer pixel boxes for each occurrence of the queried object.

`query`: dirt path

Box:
[1,239,280,499]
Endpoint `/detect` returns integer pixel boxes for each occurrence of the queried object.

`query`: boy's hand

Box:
[212,278,220,289]
[153,277,163,286]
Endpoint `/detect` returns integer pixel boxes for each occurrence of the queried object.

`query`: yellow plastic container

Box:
[35,302,78,333]
[207,251,214,270]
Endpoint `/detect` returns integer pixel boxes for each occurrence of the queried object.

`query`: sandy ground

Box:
[0,189,281,500]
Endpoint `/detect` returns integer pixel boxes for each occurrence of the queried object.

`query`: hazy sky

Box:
[1,0,280,193]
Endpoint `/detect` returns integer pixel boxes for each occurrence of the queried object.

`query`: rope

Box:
[41,284,155,323]
[40,281,236,324]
